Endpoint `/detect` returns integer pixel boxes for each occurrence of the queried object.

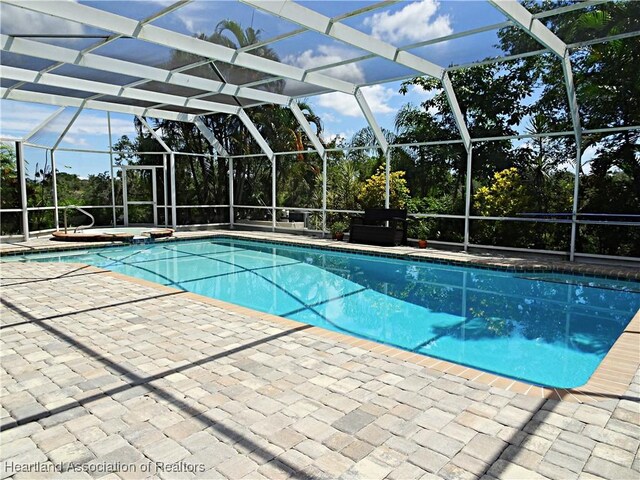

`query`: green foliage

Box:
[5,9,637,256]
[0,144,18,209]
[358,166,410,209]
[472,168,572,250]
[390,1,638,255]
[474,168,530,217]
[408,218,435,240]
[329,220,349,236]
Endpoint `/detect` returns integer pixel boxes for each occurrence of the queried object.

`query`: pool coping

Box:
[75,260,639,405]
[2,230,639,283]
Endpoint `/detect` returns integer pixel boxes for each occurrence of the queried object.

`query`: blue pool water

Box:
[8,238,640,388]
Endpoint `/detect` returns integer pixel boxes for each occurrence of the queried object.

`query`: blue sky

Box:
[1,0,559,177]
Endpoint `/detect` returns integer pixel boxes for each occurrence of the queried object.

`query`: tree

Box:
[120,20,325,224]
[0,144,21,234]
[398,60,534,182]
[497,0,640,254]
[0,144,18,210]
[391,1,638,254]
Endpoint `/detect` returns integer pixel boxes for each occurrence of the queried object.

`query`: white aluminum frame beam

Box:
[236,109,276,230]
[244,0,470,151]
[52,105,84,150]
[237,109,274,161]
[463,146,473,250]
[239,0,398,55]
[194,117,229,158]
[23,107,65,143]
[234,20,513,91]
[107,112,117,227]
[0,34,292,107]
[442,72,471,151]
[355,89,388,154]
[1,65,241,116]
[2,88,198,123]
[488,0,566,58]
[14,1,193,109]
[487,0,581,138]
[243,0,444,79]
[170,152,177,229]
[295,29,640,90]
[562,55,582,144]
[136,116,171,153]
[289,102,325,157]
[3,0,357,95]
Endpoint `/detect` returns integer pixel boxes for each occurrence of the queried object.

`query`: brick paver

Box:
[1,262,638,480]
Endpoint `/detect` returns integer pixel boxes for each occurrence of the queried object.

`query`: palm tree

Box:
[133,20,324,217]
[207,20,284,92]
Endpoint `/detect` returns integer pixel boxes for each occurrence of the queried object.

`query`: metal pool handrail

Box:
[62,205,95,233]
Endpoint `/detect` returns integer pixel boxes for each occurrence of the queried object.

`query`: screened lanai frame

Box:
[0,0,638,263]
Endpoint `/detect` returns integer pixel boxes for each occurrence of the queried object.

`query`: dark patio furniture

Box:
[349,208,409,246]
[289,211,310,228]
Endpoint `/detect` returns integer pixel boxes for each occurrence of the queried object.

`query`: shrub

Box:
[358,166,410,209]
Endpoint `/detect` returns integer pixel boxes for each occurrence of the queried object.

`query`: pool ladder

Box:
[62,205,95,233]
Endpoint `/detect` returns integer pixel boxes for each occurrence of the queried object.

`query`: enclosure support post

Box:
[170,152,177,229]
[562,54,582,262]
[108,112,117,227]
[384,148,391,209]
[162,154,168,227]
[489,0,583,260]
[50,149,59,230]
[228,157,234,229]
[151,170,158,227]
[322,152,327,237]
[463,146,473,251]
[122,167,128,227]
[272,155,277,232]
[569,143,582,262]
[16,141,29,241]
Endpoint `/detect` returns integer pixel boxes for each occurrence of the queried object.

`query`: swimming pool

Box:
[7,238,640,388]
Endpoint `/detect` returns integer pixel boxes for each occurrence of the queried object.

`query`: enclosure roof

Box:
[0,0,632,132]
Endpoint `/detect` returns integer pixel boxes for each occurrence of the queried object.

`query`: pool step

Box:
[130,236,154,245]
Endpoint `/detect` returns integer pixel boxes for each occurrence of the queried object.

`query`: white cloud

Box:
[67,114,132,137]
[321,132,347,144]
[58,113,134,146]
[0,103,58,137]
[409,84,436,100]
[320,112,338,124]
[175,3,206,32]
[363,0,452,44]
[285,45,365,84]
[174,1,225,33]
[316,85,398,118]
[0,101,135,145]
[0,3,85,36]
[61,135,89,147]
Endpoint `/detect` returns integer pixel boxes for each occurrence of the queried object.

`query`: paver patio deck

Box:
[1,261,639,480]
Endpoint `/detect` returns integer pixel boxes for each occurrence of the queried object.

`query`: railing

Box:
[63,205,95,233]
